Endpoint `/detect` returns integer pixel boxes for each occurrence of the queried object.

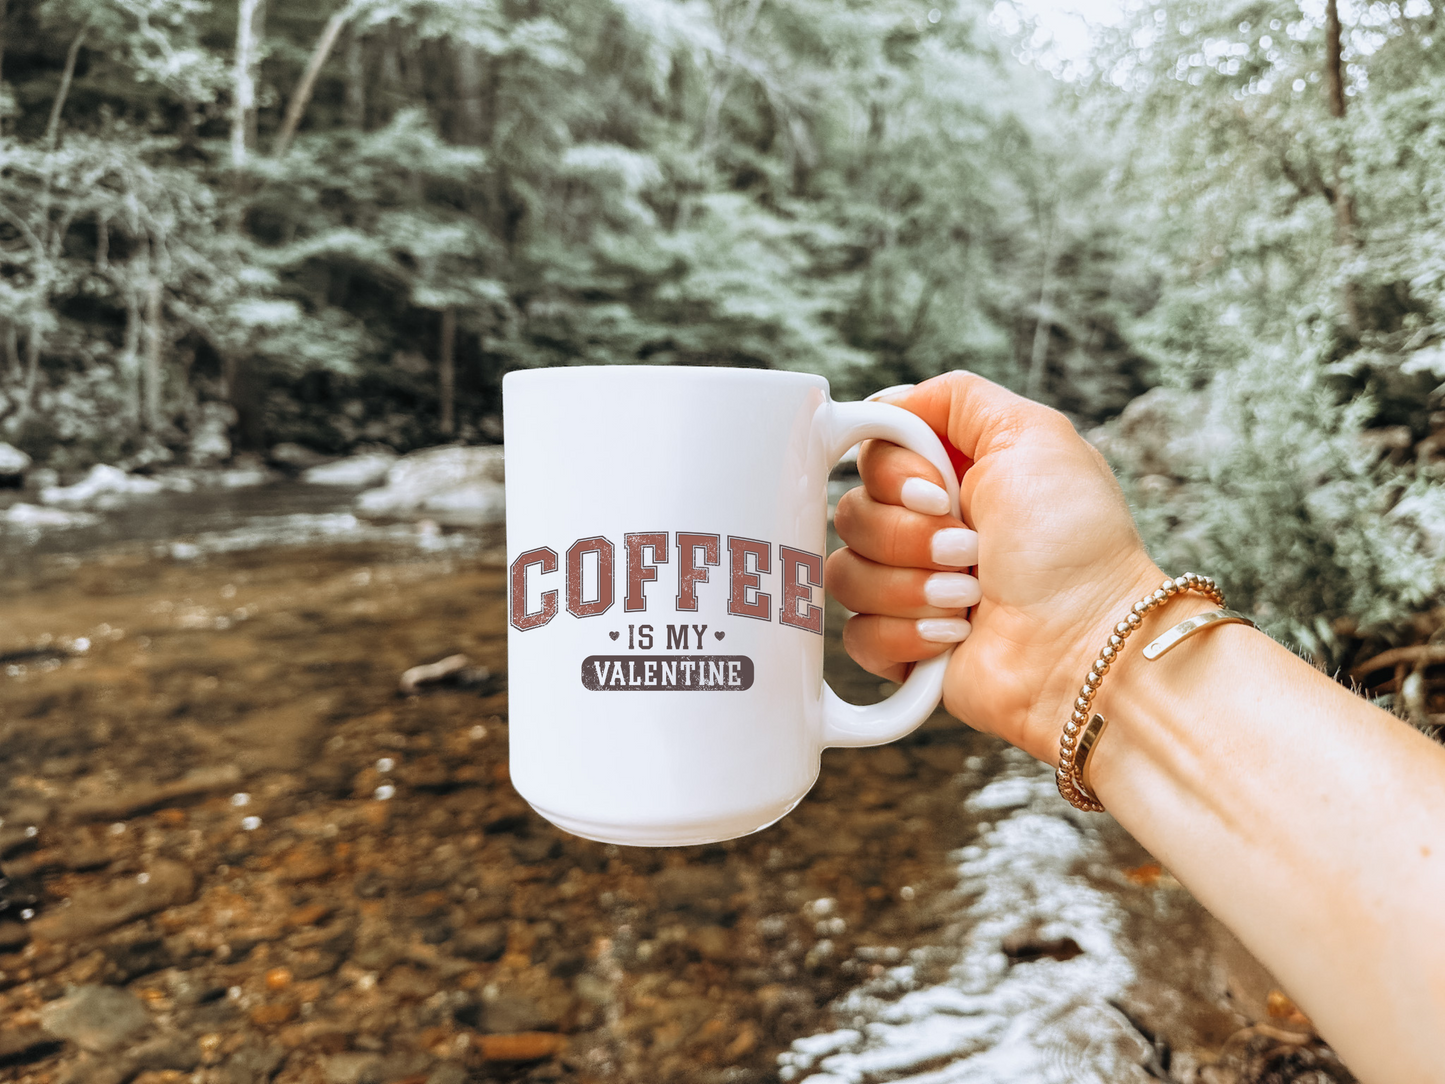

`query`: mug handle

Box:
[820,398,963,748]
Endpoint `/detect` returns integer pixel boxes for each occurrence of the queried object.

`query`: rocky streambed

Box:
[0,532,1350,1084]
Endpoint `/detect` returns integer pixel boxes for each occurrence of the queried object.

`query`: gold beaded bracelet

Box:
[1056,573,1233,813]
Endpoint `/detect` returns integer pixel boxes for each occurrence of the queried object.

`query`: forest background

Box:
[1,0,1443,675]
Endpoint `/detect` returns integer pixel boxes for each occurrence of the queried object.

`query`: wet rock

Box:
[39,985,150,1052]
[353,871,388,899]
[653,866,738,919]
[127,1031,202,1073]
[225,1040,286,1084]
[321,1052,382,1084]
[355,445,505,527]
[455,993,556,1034]
[302,453,397,488]
[383,964,439,1001]
[30,859,196,942]
[688,925,733,961]
[4,840,113,877]
[869,746,912,777]
[473,1032,566,1062]
[56,1054,126,1084]
[426,1065,468,1084]
[0,442,30,484]
[269,443,332,471]
[913,744,966,773]
[509,835,560,864]
[0,1027,61,1064]
[0,823,38,859]
[66,764,243,823]
[103,935,179,984]
[0,921,28,951]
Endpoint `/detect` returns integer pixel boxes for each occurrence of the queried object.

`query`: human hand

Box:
[827,371,1181,763]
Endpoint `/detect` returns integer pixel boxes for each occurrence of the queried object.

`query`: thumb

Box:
[885,371,1061,466]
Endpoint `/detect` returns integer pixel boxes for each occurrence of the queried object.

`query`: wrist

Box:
[1032,563,1221,768]
[1024,557,1161,764]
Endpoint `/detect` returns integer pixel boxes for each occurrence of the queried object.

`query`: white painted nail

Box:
[931,527,979,567]
[900,477,950,516]
[917,617,971,643]
[866,383,917,403]
[923,572,980,609]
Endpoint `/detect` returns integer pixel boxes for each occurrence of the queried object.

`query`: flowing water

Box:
[0,481,1345,1084]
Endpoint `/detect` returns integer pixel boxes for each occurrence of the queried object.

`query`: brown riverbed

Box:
[0,536,1354,1084]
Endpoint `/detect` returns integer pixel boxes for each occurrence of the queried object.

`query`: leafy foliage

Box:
[0,0,1440,649]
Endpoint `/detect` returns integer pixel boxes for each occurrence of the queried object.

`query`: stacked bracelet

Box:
[1056,573,1229,813]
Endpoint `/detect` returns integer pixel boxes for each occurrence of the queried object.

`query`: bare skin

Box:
[829,370,1445,1084]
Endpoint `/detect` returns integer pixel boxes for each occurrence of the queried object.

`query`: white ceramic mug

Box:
[503,366,960,846]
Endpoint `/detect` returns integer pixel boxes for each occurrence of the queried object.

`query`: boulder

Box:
[303,452,397,488]
[189,402,236,466]
[0,442,30,485]
[356,445,505,527]
[269,442,333,471]
[1085,387,1228,481]
[39,985,150,1053]
[40,465,165,508]
[3,503,101,529]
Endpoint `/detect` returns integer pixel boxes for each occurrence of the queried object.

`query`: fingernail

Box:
[923,572,980,609]
[866,383,916,403]
[917,617,971,643]
[931,527,979,567]
[900,477,950,516]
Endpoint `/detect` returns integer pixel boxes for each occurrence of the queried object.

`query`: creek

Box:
[0,482,1344,1084]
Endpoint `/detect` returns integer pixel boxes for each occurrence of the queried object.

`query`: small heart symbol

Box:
[714,630,725,641]
[608,631,619,640]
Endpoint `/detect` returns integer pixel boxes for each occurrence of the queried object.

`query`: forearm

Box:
[1089,595,1445,1082]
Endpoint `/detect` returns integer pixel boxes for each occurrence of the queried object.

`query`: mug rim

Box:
[503,364,829,391]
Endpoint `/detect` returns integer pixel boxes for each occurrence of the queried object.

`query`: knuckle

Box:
[832,487,863,536]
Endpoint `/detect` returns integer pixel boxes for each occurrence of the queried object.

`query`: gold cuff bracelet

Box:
[1056,574,1254,813]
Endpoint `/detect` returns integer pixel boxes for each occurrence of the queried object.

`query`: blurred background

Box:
[0,1,1442,1082]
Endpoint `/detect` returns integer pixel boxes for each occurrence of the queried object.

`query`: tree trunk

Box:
[116,275,142,426]
[439,307,456,437]
[344,28,366,129]
[231,0,263,168]
[3,323,18,382]
[223,354,265,450]
[273,4,353,157]
[454,41,484,145]
[11,317,42,431]
[143,276,163,432]
[1026,216,1058,400]
[0,0,9,92]
[1324,0,1362,336]
[1325,0,1347,120]
[379,25,402,124]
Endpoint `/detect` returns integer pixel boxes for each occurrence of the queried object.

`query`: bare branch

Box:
[273,3,356,157]
[44,26,88,151]
[0,200,45,259]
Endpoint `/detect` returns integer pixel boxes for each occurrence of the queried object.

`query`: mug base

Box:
[526,794,806,847]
